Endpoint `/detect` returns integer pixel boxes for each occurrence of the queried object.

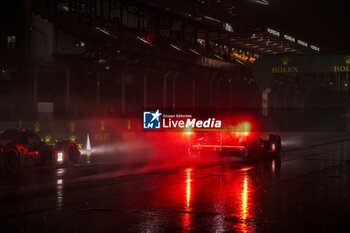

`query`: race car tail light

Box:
[57,152,63,162]
[271,143,276,152]
[243,122,250,136]
[234,122,251,137]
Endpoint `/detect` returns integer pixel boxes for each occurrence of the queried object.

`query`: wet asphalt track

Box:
[1,138,350,233]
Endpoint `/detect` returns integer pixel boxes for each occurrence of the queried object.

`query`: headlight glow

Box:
[57,152,63,162]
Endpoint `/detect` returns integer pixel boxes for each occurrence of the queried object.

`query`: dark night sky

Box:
[243,0,350,53]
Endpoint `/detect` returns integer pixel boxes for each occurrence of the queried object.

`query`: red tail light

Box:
[234,122,251,137]
[271,143,276,152]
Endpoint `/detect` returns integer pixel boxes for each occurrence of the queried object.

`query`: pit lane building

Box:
[0,0,328,120]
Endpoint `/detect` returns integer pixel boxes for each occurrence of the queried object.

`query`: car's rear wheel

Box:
[4,147,20,174]
[269,134,281,157]
[65,143,78,166]
[55,141,80,167]
[245,138,259,159]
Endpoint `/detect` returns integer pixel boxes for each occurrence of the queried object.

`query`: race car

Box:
[187,122,281,159]
[0,129,80,173]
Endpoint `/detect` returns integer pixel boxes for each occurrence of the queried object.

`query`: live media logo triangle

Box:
[143,110,162,129]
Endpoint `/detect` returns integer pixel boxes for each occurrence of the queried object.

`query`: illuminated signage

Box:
[271,56,299,73]
[334,56,350,72]
[254,0,270,5]
[334,66,350,72]
[298,40,308,47]
[267,28,319,51]
[310,45,320,51]
[267,28,280,36]
[272,67,299,73]
[284,34,295,42]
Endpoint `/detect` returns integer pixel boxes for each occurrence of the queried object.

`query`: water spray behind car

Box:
[79,133,152,156]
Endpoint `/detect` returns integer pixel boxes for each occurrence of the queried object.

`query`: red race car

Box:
[0,129,80,174]
[187,122,281,159]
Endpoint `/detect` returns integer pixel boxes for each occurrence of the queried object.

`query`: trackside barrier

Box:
[0,120,349,151]
[0,119,142,149]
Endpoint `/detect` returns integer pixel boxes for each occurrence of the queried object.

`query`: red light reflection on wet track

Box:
[182,168,193,232]
[185,168,192,209]
[179,165,257,233]
[129,161,269,233]
[237,173,253,233]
